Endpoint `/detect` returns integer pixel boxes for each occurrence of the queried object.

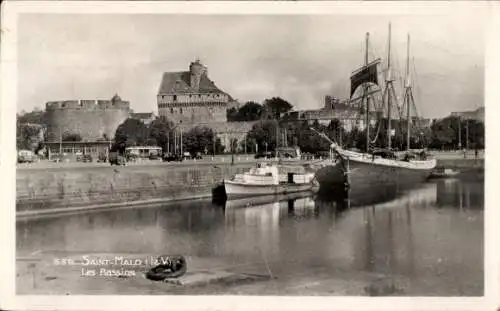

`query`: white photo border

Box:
[1,1,499,310]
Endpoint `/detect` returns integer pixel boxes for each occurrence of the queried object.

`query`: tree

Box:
[17,110,47,125]
[226,107,239,122]
[149,117,174,152]
[428,116,461,150]
[215,138,225,154]
[183,126,215,155]
[227,101,264,122]
[343,126,367,151]
[262,97,293,120]
[113,118,149,153]
[62,132,82,142]
[246,121,279,152]
[462,119,485,149]
[295,121,331,153]
[230,138,239,153]
[16,123,42,150]
[325,119,346,146]
[240,135,259,153]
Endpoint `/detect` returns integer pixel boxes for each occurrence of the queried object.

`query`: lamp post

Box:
[465,118,469,150]
[458,116,462,150]
[167,132,170,154]
[59,128,62,156]
[169,123,180,155]
[180,129,183,156]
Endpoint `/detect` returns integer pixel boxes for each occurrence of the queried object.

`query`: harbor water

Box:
[17,175,483,296]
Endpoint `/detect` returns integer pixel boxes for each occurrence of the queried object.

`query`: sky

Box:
[17,12,485,118]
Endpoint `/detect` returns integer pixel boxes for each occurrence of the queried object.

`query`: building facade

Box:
[157,60,249,151]
[45,141,112,160]
[176,121,258,153]
[450,107,484,123]
[157,60,236,124]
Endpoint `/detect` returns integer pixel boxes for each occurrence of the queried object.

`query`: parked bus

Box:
[125,146,162,160]
[17,149,36,163]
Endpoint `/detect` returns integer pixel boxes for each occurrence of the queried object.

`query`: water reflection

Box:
[436,178,484,209]
[17,178,484,295]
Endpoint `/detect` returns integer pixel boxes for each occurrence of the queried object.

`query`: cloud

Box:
[18,13,484,118]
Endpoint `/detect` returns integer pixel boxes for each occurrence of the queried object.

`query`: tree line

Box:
[16,99,485,154]
[232,102,484,153]
[111,118,226,155]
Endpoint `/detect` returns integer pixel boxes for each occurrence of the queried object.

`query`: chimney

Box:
[189,59,207,91]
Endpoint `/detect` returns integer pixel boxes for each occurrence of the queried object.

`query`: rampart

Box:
[45,99,130,142]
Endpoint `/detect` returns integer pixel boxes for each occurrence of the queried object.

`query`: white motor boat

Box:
[224,163,316,199]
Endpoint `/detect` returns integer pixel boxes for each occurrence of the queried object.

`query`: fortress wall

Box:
[45,101,130,141]
[158,103,227,124]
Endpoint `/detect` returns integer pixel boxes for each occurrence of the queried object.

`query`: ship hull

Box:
[315,153,436,206]
[224,181,314,199]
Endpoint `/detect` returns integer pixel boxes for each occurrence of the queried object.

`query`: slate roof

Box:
[158,71,225,95]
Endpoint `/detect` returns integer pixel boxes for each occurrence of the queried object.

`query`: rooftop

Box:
[158,71,225,95]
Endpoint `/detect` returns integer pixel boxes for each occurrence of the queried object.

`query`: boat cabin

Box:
[370,149,397,160]
[232,163,313,186]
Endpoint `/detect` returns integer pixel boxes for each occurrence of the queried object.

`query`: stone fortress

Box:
[157,60,257,151]
[43,60,257,157]
[157,59,237,124]
[44,94,131,159]
[45,94,130,142]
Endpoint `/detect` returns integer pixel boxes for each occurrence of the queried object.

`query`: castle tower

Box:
[111,93,122,104]
[189,59,207,91]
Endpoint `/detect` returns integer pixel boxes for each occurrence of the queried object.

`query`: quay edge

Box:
[16,157,483,218]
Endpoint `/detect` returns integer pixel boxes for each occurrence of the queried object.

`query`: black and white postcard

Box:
[1,1,499,311]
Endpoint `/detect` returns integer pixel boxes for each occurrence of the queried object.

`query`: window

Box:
[180,108,183,114]
[171,108,174,114]
[173,95,177,101]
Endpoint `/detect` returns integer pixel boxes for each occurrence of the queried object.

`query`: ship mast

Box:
[364,32,370,152]
[384,23,395,150]
[405,34,411,151]
[402,33,417,151]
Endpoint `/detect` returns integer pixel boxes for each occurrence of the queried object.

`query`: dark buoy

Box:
[211,181,227,205]
[146,255,188,281]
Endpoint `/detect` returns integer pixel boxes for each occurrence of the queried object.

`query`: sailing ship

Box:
[315,24,437,198]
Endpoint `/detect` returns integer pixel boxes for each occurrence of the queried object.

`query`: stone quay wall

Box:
[17,163,253,213]
[436,158,484,169]
[16,157,483,215]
